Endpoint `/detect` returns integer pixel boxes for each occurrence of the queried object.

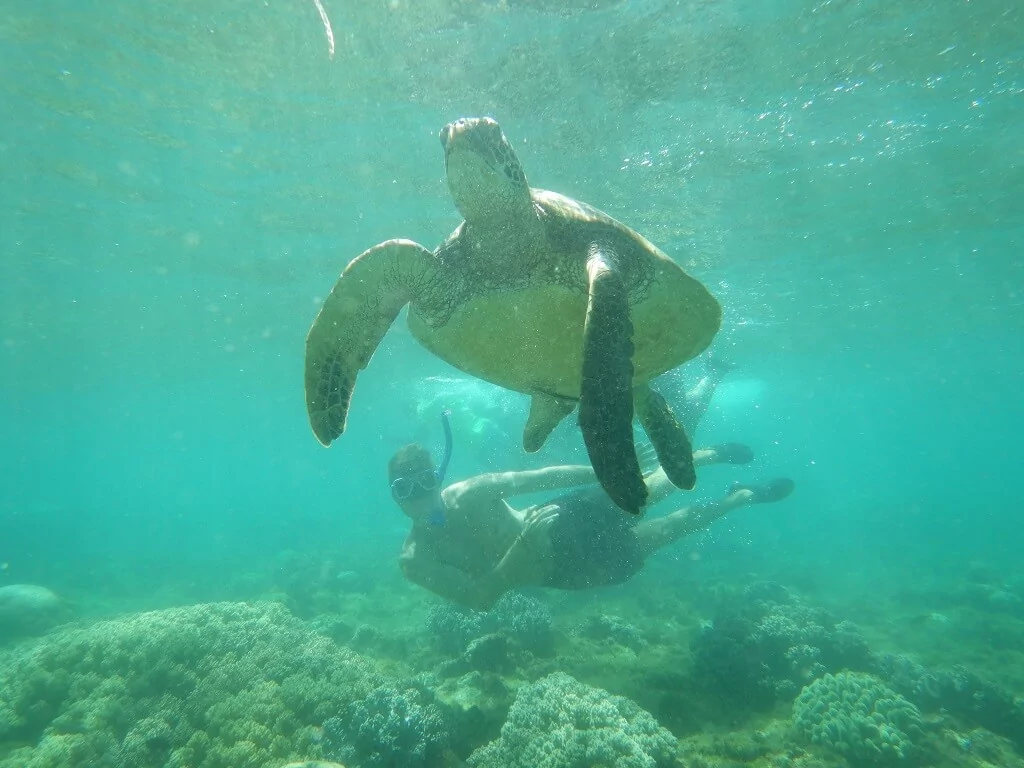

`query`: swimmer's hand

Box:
[514,504,559,556]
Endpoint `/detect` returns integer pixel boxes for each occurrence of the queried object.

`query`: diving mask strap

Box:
[428,409,453,527]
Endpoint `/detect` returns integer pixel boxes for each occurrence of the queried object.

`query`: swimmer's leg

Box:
[679,354,735,436]
[641,442,755,507]
[634,477,794,558]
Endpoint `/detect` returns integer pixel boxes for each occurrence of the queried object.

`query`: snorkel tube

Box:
[428,409,454,527]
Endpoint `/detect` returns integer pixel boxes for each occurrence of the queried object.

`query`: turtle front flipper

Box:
[305,239,437,446]
[635,384,696,490]
[578,246,647,514]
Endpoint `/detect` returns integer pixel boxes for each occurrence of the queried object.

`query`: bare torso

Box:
[399,481,532,578]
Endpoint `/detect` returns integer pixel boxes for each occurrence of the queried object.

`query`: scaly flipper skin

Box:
[305,239,437,446]
[523,394,577,452]
[635,384,696,490]
[578,247,647,514]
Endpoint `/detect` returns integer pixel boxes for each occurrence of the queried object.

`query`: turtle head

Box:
[441,117,532,224]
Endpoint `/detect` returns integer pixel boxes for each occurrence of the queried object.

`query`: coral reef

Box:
[425,593,553,656]
[0,601,381,768]
[437,633,517,679]
[4,567,1021,768]
[467,671,677,768]
[676,718,796,768]
[426,603,485,655]
[576,614,648,654]
[793,671,925,764]
[872,652,1024,750]
[323,682,451,768]
[429,670,515,752]
[691,582,872,706]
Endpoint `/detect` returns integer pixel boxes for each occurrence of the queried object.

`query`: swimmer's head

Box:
[388,443,443,521]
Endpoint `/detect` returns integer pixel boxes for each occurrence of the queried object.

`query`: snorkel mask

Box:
[390,409,453,527]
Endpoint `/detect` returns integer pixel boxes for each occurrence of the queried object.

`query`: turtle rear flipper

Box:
[523,394,576,452]
[635,384,696,490]
[578,247,647,514]
[305,239,437,446]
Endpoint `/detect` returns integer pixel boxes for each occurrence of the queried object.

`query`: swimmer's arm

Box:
[453,465,598,502]
[399,543,532,612]
[454,447,719,505]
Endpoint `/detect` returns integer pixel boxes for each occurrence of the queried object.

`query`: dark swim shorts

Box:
[543,486,645,590]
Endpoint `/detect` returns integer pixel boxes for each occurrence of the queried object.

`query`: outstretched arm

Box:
[451,465,599,505]
[452,444,722,508]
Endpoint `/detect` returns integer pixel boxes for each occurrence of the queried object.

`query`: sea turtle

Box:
[305,117,721,513]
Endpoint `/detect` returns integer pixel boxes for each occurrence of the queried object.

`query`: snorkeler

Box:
[390,360,794,610]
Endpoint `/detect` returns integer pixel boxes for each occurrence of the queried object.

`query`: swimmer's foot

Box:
[728,478,795,504]
[709,442,755,465]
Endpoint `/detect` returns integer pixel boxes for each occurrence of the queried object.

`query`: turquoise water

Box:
[1,1,1022,767]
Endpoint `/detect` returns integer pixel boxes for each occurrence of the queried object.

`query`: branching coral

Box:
[323,683,452,768]
[691,582,871,705]
[426,593,553,656]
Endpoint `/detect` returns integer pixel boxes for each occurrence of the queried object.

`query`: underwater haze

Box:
[1,1,1022,767]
